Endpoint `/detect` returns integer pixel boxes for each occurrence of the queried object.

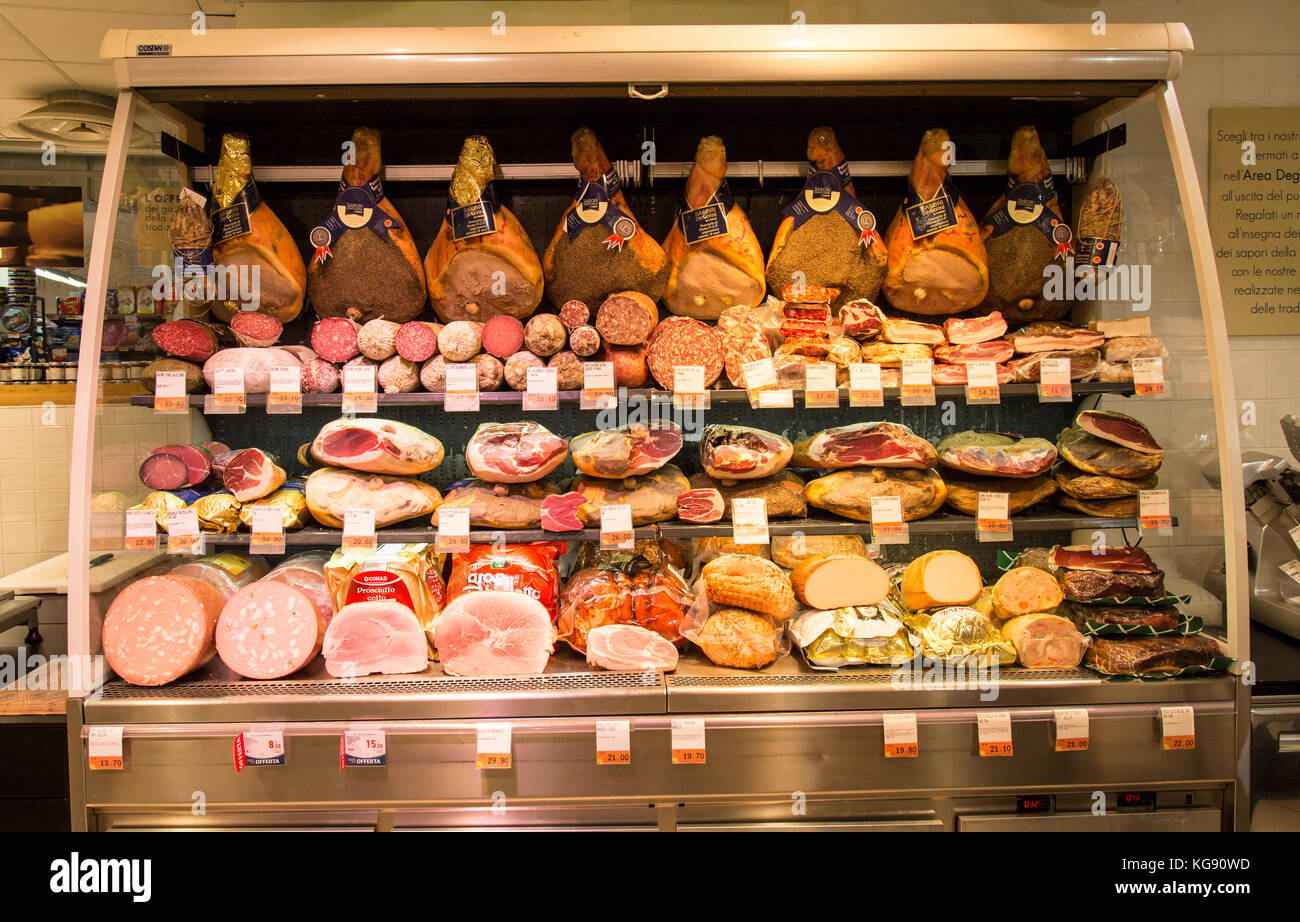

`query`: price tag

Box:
[1280,559,1300,584]
[339,727,387,770]
[124,508,158,551]
[599,504,635,550]
[742,357,777,390]
[964,361,1000,404]
[444,362,480,412]
[1037,356,1073,402]
[522,365,558,411]
[234,729,285,772]
[436,507,471,554]
[803,362,839,408]
[165,507,201,555]
[731,497,770,545]
[205,366,246,414]
[882,712,919,758]
[266,365,302,415]
[342,508,376,550]
[1054,708,1090,752]
[1160,705,1195,750]
[476,722,512,769]
[595,719,632,765]
[757,387,794,408]
[580,361,617,410]
[976,492,1013,543]
[87,726,124,771]
[672,366,709,409]
[152,370,188,413]
[1133,356,1166,396]
[848,362,884,407]
[900,358,935,406]
[977,711,1014,757]
[670,718,706,764]
[249,504,285,555]
[341,364,377,414]
[870,495,909,545]
[1139,489,1173,532]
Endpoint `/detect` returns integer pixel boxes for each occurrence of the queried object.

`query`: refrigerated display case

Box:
[64,22,1249,831]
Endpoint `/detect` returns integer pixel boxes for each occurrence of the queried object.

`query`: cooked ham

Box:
[434,590,553,676]
[586,624,679,672]
[322,600,430,677]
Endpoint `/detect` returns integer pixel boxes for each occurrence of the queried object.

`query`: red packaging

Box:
[445,543,566,620]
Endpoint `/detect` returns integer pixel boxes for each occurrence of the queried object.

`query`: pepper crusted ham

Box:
[151,319,220,361]
[570,422,683,479]
[936,431,1057,478]
[883,129,988,316]
[438,320,483,363]
[645,316,724,390]
[569,324,601,357]
[881,317,947,345]
[700,425,794,480]
[595,291,659,345]
[716,305,773,388]
[310,317,360,363]
[301,358,340,394]
[229,311,282,348]
[792,421,938,470]
[480,315,524,359]
[934,340,1014,365]
[304,467,441,528]
[523,313,567,356]
[944,311,1007,344]
[1076,410,1163,454]
[677,488,725,523]
[662,135,767,319]
[466,421,569,484]
[425,135,544,323]
[542,127,670,308]
[394,321,441,363]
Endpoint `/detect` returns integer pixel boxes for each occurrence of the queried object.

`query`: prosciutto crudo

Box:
[1049,544,1159,574]
[791,422,938,470]
[699,425,793,480]
[310,418,444,476]
[586,624,679,672]
[569,422,682,479]
[221,448,286,502]
[1075,410,1163,454]
[661,135,766,320]
[322,600,429,677]
[304,467,441,528]
[936,431,1058,478]
[466,421,569,484]
[433,590,553,677]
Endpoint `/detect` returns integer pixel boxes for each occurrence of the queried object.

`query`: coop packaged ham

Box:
[805,468,946,522]
[445,542,565,620]
[202,347,301,393]
[102,574,225,686]
[310,317,360,363]
[586,624,680,672]
[304,467,441,528]
[307,128,426,324]
[205,133,306,323]
[688,470,807,520]
[699,425,793,480]
[765,126,888,308]
[570,422,682,478]
[466,421,568,483]
[543,127,669,308]
[216,579,326,679]
[425,135,544,323]
[791,421,937,470]
[323,602,429,677]
[943,311,1007,344]
[676,488,725,523]
[569,464,689,526]
[434,591,554,676]
[439,478,562,529]
[311,418,444,475]
[221,448,286,502]
[662,135,766,319]
[883,128,988,316]
[936,431,1057,478]
[645,316,724,390]
[151,319,223,362]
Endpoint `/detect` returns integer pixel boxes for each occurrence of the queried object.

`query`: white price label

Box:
[1054,708,1090,752]
[870,495,908,544]
[152,370,188,413]
[477,722,512,769]
[1139,489,1173,531]
[88,726,124,771]
[595,720,632,765]
[1281,559,1300,583]
[848,362,884,407]
[342,364,377,413]
[523,365,558,411]
[670,718,706,764]
[965,360,1000,403]
[249,504,285,554]
[124,508,158,551]
[672,366,708,409]
[165,507,200,554]
[757,388,794,408]
[1160,705,1195,750]
[599,503,635,550]
[742,357,777,390]
[267,365,302,414]
[436,507,471,554]
[803,362,839,408]
[343,508,376,549]
[731,497,770,545]
[1038,356,1072,402]
[882,712,919,758]
[580,362,617,410]
[977,711,1014,757]
[900,357,935,405]
[340,728,387,769]
[976,492,1013,543]
[1133,356,1166,396]
[236,729,285,770]
[213,367,244,395]
[444,362,480,412]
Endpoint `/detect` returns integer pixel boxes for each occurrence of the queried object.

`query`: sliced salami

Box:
[540,491,586,532]
[569,324,601,357]
[216,579,326,679]
[559,299,590,331]
[645,316,724,390]
[151,319,220,362]
[481,315,525,359]
[102,574,224,686]
[716,306,772,388]
[229,311,283,348]
[310,317,361,363]
[394,321,442,362]
[595,291,658,346]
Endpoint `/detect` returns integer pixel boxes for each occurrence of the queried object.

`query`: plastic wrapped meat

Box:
[586,624,680,672]
[569,422,682,478]
[788,606,918,667]
[936,431,1057,478]
[699,425,793,480]
[792,421,937,470]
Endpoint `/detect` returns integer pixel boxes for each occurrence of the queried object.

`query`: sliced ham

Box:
[1049,544,1158,574]
[540,491,586,532]
[221,448,286,502]
[102,574,224,686]
[216,580,326,679]
[433,590,553,677]
[791,421,938,470]
[322,600,430,677]
[944,311,1007,344]
[1076,410,1163,454]
[586,624,679,672]
[676,488,725,523]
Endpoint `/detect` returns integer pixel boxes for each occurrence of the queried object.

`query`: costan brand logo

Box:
[49,853,151,902]
[135,43,172,56]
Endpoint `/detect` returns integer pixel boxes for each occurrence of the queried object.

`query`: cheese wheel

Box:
[991,566,1064,621]
[790,554,889,609]
[899,550,982,611]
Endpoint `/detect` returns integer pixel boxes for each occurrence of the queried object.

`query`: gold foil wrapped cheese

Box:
[237,480,309,530]
[788,605,918,668]
[193,491,242,534]
[908,606,1016,665]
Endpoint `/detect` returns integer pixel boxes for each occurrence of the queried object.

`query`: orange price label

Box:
[980,741,1014,756]
[87,727,123,771]
[1056,737,1090,752]
[476,752,513,769]
[882,712,918,758]
[266,391,302,414]
[595,719,632,765]
[153,395,187,413]
[596,750,632,764]
[966,385,999,402]
[477,723,512,769]
[1161,706,1195,751]
[671,749,706,763]
[671,718,706,765]
[88,755,123,771]
[124,535,158,551]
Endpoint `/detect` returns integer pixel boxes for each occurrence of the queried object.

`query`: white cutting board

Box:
[0,551,166,595]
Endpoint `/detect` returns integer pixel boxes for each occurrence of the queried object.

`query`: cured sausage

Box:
[559,299,590,330]
[596,343,648,388]
[568,324,601,357]
[437,320,483,362]
[595,291,658,345]
[310,317,360,363]
[300,358,340,394]
[394,321,442,363]
[151,319,221,362]
[645,316,724,390]
[503,350,544,391]
[523,313,566,357]
[481,315,524,359]
[716,305,772,388]
[548,350,584,390]
[229,311,282,348]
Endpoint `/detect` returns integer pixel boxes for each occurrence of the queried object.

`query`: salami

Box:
[357,318,401,360]
[540,491,587,532]
[548,350,584,390]
[523,313,566,357]
[559,299,590,331]
[216,580,326,679]
[229,311,283,348]
[279,345,317,364]
[419,355,447,392]
[300,358,340,393]
[394,321,442,362]
[645,316,724,390]
[311,317,361,363]
[569,324,601,357]
[378,355,420,393]
[677,488,725,523]
[438,320,483,362]
[481,315,525,359]
[595,291,658,345]
[716,305,772,388]
[476,353,505,391]
[596,343,648,388]
[102,574,224,686]
[151,319,220,362]
[504,350,544,391]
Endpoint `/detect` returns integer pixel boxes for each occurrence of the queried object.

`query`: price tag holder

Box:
[977,711,1014,757]
[341,364,378,414]
[900,358,935,406]
[522,365,558,411]
[1139,489,1173,534]
[964,361,1000,404]
[1280,559,1300,584]
[803,362,839,408]
[165,507,202,555]
[580,361,617,410]
[436,507,471,554]
[870,495,909,545]
[744,358,792,408]
[124,508,158,551]
[1037,356,1073,402]
[976,492,1013,543]
[756,387,794,408]
[1133,356,1166,397]
[204,367,246,414]
[266,365,302,415]
[1054,708,1090,752]
[672,366,709,410]
[595,719,632,765]
[671,718,706,764]
[882,712,919,758]
[444,362,480,412]
[88,726,124,771]
[848,362,884,407]
[599,504,635,550]
[339,728,387,770]
[1160,705,1195,750]
[234,729,285,772]
[152,370,189,414]
[731,497,770,545]
[248,504,285,555]
[342,508,376,550]
[476,722,512,769]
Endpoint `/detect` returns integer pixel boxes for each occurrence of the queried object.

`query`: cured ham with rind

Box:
[434,590,554,676]
[586,623,679,672]
[1076,410,1163,454]
[539,491,586,532]
[221,448,286,502]
[569,422,682,479]
[792,421,937,470]
[438,479,561,529]
[1007,348,1100,382]
[936,431,1057,478]
[304,467,441,528]
[1057,428,1162,479]
[466,421,569,484]
[805,467,947,522]
[676,488,725,523]
[699,425,793,480]
[880,317,947,345]
[311,418,444,476]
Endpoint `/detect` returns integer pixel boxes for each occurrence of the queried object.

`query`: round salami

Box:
[229,311,283,348]
[645,316,724,390]
[438,320,483,362]
[481,315,525,359]
[476,353,505,391]
[357,318,402,360]
[595,291,658,346]
[523,314,566,357]
[548,350,584,390]
[300,358,340,394]
[559,299,591,331]
[310,317,360,363]
[420,355,447,392]
[394,321,442,363]
[568,324,601,357]
[504,350,545,391]
[216,580,326,679]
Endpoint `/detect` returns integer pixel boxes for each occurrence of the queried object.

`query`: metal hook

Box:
[627,83,669,101]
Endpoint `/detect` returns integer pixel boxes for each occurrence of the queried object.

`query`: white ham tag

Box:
[523,365,558,411]
[900,357,935,406]
[342,508,376,550]
[580,361,616,410]
[870,495,908,544]
[1054,708,1090,752]
[477,722,512,769]
[976,492,1013,543]
[436,507,471,554]
[152,370,188,414]
[165,507,201,555]
[206,366,246,414]
[124,508,158,551]
[848,362,883,407]
[1038,356,1072,402]
[672,366,709,409]
[882,712,919,758]
[444,362,479,412]
[977,711,1013,757]
[964,360,1000,404]
[803,362,839,408]
[1139,489,1172,532]
[731,497,769,545]
[1133,356,1165,396]
[599,504,635,550]
[670,718,706,764]
[88,726,124,771]
[1160,706,1195,750]
[267,365,302,414]
[249,504,285,554]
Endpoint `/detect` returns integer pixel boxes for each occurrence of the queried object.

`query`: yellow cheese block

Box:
[899,550,982,611]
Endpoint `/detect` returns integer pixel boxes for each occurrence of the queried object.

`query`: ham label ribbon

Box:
[785,161,877,247]
[987,174,1075,259]
[565,167,638,249]
[309,175,397,265]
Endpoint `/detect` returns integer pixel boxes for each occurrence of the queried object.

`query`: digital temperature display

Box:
[1015,795,1054,815]
[1118,791,1157,811]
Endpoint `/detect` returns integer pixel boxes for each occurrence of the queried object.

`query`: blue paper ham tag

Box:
[449,183,499,241]
[564,168,637,249]
[309,176,398,265]
[208,176,263,245]
[679,179,734,244]
[902,178,960,240]
[782,165,878,247]
[986,175,1074,257]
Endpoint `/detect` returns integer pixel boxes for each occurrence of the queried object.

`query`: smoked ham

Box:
[425,135,544,323]
[543,127,669,308]
[662,135,766,319]
[883,129,988,316]
[307,128,426,325]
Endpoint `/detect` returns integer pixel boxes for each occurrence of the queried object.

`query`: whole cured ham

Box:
[689,471,807,520]
[791,422,937,470]
[883,129,989,316]
[766,126,888,308]
[307,128,426,325]
[438,479,562,529]
[304,467,442,528]
[1057,428,1162,479]
[662,135,766,319]
[569,465,690,526]
[310,418,444,475]
[586,624,679,672]
[425,135,544,323]
[466,422,569,484]
[699,425,793,480]
[434,590,553,677]
[1076,410,1162,454]
[936,431,1057,478]
[676,488,725,523]
[978,126,1072,324]
[322,601,429,677]
[805,468,947,522]
[206,133,306,323]
[942,470,1056,515]
[543,127,669,308]
[102,574,225,686]
[569,422,682,479]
